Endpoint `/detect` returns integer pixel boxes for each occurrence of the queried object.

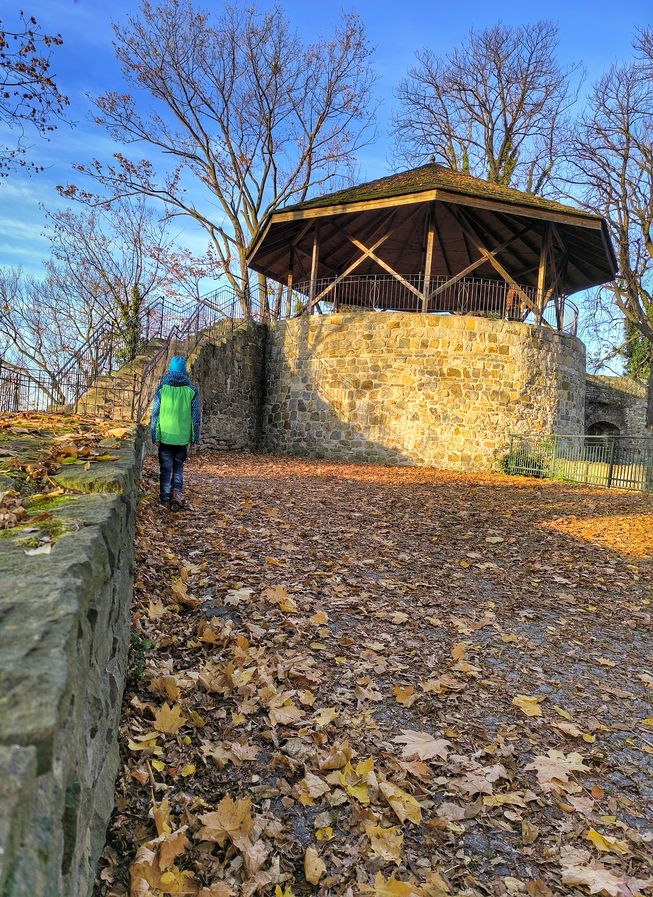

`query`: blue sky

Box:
[0,0,650,282]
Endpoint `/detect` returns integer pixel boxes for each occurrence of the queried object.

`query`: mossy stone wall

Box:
[0,431,144,897]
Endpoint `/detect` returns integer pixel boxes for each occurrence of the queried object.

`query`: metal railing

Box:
[134,288,247,421]
[503,434,653,491]
[282,275,578,335]
[0,287,259,420]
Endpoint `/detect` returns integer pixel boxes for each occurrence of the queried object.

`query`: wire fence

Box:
[504,434,653,491]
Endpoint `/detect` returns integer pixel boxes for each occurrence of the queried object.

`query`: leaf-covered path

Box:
[98,452,653,897]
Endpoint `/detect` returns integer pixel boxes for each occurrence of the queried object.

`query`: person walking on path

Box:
[150,355,201,510]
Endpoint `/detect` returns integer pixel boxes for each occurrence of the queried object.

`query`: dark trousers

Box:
[158,443,188,500]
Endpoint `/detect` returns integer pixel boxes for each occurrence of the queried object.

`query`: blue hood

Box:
[160,370,192,387]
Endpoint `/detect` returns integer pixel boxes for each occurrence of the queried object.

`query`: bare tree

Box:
[58,0,376,315]
[392,21,578,195]
[0,10,69,176]
[0,267,106,401]
[568,29,653,425]
[0,196,208,397]
[45,196,205,354]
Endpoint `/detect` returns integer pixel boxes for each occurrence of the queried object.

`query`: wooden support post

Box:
[422,203,435,313]
[309,225,320,314]
[285,246,294,318]
[537,224,549,313]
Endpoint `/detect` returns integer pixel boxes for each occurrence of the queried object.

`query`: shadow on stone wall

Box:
[263,312,586,471]
[188,322,267,452]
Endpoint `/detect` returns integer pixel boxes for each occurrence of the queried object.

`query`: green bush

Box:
[499,450,548,478]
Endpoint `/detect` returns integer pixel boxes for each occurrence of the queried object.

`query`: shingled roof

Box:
[248,163,617,298]
[280,162,599,221]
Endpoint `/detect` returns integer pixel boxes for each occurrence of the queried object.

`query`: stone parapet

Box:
[264,312,586,470]
[0,430,144,897]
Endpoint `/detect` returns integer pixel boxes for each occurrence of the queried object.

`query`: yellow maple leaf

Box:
[512,694,543,717]
[379,779,422,824]
[268,699,304,727]
[152,798,172,836]
[451,642,466,660]
[128,732,160,752]
[364,823,403,864]
[338,759,373,804]
[154,703,187,734]
[393,684,418,707]
[586,828,629,855]
[316,826,334,841]
[275,887,295,897]
[197,795,254,847]
[148,598,167,619]
[310,610,329,625]
[371,872,424,897]
[304,846,326,885]
[313,706,338,727]
[159,866,199,894]
[295,771,330,806]
[159,830,190,872]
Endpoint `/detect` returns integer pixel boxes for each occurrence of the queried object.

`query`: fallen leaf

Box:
[525,750,588,792]
[379,779,422,824]
[392,684,418,707]
[512,694,543,717]
[392,730,450,761]
[304,846,326,885]
[586,828,629,856]
[364,823,403,864]
[153,703,187,735]
[197,795,254,848]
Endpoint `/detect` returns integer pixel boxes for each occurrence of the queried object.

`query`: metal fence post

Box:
[606,437,616,488]
[550,434,558,478]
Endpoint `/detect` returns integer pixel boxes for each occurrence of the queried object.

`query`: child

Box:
[150,355,201,509]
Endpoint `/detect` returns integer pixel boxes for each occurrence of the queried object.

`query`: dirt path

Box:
[97,452,653,897]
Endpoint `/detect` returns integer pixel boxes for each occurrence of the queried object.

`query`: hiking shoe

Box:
[170,490,185,510]
[159,497,171,510]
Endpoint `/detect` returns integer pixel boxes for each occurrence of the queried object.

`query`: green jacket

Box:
[151,373,201,445]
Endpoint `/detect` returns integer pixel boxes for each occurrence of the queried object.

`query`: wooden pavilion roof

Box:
[247,163,617,298]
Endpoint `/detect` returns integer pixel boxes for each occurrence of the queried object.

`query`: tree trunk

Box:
[647,364,653,429]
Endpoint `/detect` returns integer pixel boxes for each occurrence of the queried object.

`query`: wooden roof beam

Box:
[451,206,544,321]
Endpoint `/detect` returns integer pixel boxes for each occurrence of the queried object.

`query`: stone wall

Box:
[585,375,652,438]
[189,321,266,451]
[0,432,143,897]
[264,313,586,470]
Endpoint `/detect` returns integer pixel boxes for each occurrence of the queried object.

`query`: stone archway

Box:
[586,420,621,437]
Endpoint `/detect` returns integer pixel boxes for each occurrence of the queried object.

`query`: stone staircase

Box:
[74,339,168,420]
[74,318,236,422]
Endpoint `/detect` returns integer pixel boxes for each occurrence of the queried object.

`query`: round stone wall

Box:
[264,312,586,471]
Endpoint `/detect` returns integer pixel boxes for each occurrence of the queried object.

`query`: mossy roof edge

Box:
[279,163,600,221]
